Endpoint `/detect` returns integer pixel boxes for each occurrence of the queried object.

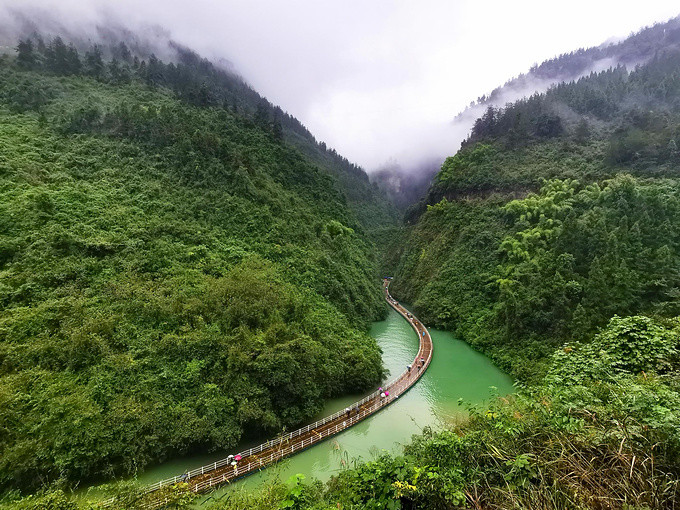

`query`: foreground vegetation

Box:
[6,314,676,509]
[205,315,680,510]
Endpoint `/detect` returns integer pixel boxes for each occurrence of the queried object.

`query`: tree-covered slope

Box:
[392,48,680,381]
[371,16,680,216]
[461,15,680,128]
[0,44,387,492]
[5,34,398,231]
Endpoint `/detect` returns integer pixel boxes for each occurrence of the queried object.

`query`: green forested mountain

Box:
[395,48,680,379]
[6,35,397,230]
[464,15,680,123]
[373,15,680,212]
[0,37,393,492]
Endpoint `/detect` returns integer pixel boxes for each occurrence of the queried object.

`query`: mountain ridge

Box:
[374,14,680,212]
[0,34,393,492]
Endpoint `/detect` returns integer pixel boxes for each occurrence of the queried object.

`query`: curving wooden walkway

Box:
[109,279,432,508]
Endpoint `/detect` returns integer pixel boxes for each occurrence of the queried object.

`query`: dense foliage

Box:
[0,43,391,493]
[300,314,679,510]
[394,48,680,381]
[8,35,397,230]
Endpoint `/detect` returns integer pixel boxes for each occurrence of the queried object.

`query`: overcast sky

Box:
[1,1,680,170]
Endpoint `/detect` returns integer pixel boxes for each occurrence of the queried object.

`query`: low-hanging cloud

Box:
[0,0,678,174]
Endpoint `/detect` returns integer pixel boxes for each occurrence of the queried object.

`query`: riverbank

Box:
[88,304,513,507]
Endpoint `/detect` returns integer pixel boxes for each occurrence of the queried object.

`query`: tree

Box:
[145,54,165,87]
[44,37,71,75]
[65,44,82,75]
[195,83,215,107]
[115,41,132,63]
[15,39,37,70]
[107,58,121,83]
[667,138,678,160]
[573,118,591,144]
[472,106,498,139]
[272,111,283,141]
[254,99,270,130]
[534,113,563,138]
[506,112,529,148]
[85,45,105,79]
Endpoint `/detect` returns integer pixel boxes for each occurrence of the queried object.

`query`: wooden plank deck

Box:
[106,280,432,508]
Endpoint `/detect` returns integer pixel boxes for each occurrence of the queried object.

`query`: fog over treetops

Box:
[1,0,678,179]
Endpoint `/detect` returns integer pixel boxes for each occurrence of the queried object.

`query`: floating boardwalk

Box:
[108,280,432,508]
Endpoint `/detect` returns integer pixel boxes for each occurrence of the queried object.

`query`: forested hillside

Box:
[464,15,680,123]
[394,48,680,380]
[3,34,397,230]
[0,37,392,493]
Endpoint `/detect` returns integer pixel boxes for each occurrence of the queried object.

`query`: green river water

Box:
[116,306,514,500]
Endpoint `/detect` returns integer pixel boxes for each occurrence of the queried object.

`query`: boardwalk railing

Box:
[102,281,432,507]
[140,389,388,493]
